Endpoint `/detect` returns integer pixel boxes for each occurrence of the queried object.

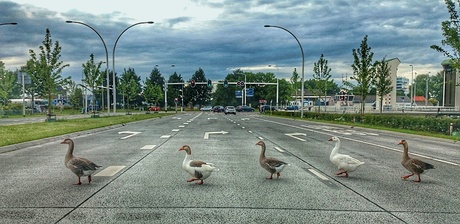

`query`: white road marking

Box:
[172,129,180,132]
[183,123,189,125]
[94,166,126,177]
[274,147,285,153]
[248,131,253,133]
[285,133,307,142]
[160,135,171,139]
[204,131,229,139]
[118,131,142,139]
[308,168,329,180]
[258,136,264,140]
[140,145,156,150]
[179,125,185,128]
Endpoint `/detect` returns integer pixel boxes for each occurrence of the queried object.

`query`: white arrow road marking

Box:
[118,131,141,139]
[285,133,307,141]
[94,166,126,177]
[140,145,156,150]
[204,131,229,139]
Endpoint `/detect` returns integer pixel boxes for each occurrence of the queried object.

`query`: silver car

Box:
[224,106,236,115]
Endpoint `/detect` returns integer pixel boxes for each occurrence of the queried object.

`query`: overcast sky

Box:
[0,0,452,86]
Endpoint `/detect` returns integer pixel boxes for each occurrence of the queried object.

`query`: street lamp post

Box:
[112,21,154,114]
[410,65,413,109]
[426,72,430,106]
[264,25,305,118]
[66,20,110,115]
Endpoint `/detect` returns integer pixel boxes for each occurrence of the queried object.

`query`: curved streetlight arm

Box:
[264,25,305,117]
[0,22,17,26]
[112,21,154,113]
[66,20,110,114]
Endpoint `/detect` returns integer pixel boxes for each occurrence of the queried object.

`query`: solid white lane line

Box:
[94,166,126,177]
[308,168,329,181]
[274,147,285,153]
[140,145,156,150]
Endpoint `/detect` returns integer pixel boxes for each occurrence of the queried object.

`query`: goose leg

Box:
[335,171,345,176]
[195,180,204,185]
[276,172,281,179]
[266,173,273,179]
[88,175,92,184]
[401,173,414,180]
[187,178,198,182]
[413,174,421,182]
[74,176,82,185]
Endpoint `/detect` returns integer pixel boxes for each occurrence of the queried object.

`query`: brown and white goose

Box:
[398,139,435,182]
[61,139,102,185]
[179,145,217,185]
[255,141,290,179]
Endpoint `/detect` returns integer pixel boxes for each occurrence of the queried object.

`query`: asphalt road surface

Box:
[1,112,459,223]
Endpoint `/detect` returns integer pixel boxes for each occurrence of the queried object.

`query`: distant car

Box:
[286,105,299,110]
[237,105,255,112]
[213,106,225,113]
[260,105,276,113]
[148,106,160,112]
[200,106,213,111]
[225,106,236,115]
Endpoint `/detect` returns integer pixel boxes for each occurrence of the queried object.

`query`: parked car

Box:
[200,106,213,111]
[286,105,299,110]
[213,106,225,113]
[148,106,160,112]
[237,105,255,112]
[225,106,236,115]
[259,105,276,113]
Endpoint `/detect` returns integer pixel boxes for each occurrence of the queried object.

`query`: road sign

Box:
[235,90,242,98]
[246,88,254,97]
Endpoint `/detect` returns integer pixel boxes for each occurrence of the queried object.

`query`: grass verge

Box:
[0,113,171,147]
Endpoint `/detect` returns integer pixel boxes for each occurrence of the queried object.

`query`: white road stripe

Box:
[308,168,329,180]
[172,129,180,132]
[140,145,156,150]
[160,135,171,139]
[274,147,285,153]
[94,166,126,177]
[258,136,264,140]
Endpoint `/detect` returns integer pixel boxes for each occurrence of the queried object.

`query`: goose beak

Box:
[328,138,333,141]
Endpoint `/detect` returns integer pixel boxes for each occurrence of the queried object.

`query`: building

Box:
[396,77,409,95]
[441,59,460,109]
[376,58,400,110]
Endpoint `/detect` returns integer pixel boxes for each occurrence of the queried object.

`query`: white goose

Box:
[328,136,364,177]
[179,145,217,185]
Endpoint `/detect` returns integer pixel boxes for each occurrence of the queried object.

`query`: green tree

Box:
[184,68,210,108]
[167,72,185,108]
[346,35,375,114]
[431,71,445,105]
[25,28,70,113]
[119,68,141,111]
[290,68,300,97]
[67,80,83,111]
[312,54,332,111]
[374,57,393,114]
[0,62,17,106]
[143,81,163,107]
[82,54,103,110]
[431,0,460,71]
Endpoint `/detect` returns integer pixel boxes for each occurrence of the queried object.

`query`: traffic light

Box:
[207,79,212,87]
[191,79,196,88]
[223,80,228,88]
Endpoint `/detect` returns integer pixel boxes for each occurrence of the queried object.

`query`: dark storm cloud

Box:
[0,0,454,84]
